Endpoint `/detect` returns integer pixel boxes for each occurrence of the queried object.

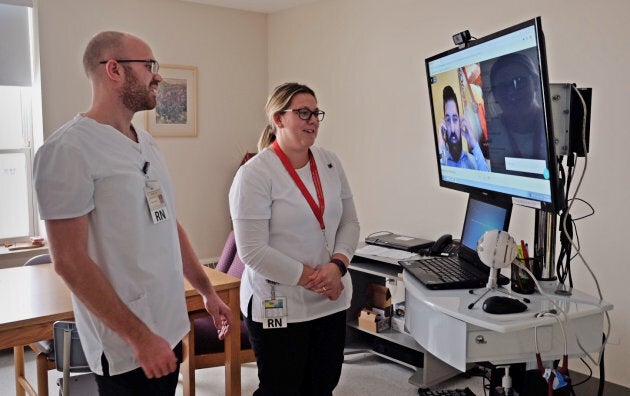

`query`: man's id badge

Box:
[145,180,169,224]
[262,297,287,329]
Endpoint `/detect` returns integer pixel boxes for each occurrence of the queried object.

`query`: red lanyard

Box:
[272,141,325,230]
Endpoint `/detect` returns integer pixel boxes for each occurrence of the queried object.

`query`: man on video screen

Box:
[438,85,490,171]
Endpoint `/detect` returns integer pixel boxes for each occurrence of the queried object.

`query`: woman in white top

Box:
[229,82,360,396]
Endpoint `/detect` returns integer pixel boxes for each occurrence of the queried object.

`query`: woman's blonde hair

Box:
[257,82,316,152]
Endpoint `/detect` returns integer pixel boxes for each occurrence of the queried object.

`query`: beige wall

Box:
[268,0,629,387]
[35,0,267,261]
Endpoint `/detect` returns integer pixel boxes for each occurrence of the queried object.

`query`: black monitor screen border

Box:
[424,17,561,213]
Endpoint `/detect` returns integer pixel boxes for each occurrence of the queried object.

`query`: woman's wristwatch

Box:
[331,258,347,276]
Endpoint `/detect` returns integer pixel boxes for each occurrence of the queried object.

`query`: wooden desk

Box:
[0,264,242,396]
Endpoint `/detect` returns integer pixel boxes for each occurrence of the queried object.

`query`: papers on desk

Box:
[355,244,417,260]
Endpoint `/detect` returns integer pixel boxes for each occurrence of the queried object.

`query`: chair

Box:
[182,231,256,395]
[21,253,56,396]
[53,321,98,396]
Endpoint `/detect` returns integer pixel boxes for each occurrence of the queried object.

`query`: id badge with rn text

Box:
[262,296,287,329]
[144,180,169,224]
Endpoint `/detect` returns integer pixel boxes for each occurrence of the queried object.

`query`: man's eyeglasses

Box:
[99,59,160,74]
[283,108,325,122]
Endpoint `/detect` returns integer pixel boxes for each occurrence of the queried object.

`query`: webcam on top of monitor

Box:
[452,30,472,48]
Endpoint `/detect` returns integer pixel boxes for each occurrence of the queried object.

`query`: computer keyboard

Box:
[442,240,460,256]
[417,387,476,396]
[417,257,479,282]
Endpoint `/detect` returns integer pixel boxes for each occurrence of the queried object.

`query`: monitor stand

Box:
[533,209,557,282]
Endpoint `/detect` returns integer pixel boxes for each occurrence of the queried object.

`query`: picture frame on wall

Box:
[146,64,198,137]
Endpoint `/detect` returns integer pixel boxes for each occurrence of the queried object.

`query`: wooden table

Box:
[0,263,242,396]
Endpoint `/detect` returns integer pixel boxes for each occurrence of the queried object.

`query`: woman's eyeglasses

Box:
[283,108,325,122]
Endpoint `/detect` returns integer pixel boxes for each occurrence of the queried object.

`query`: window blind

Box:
[0,2,32,86]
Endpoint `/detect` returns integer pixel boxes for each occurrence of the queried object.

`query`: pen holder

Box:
[510,259,535,294]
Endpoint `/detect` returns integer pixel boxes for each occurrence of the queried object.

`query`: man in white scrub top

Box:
[33,31,232,395]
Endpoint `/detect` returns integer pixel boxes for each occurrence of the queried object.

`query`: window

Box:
[0,1,42,244]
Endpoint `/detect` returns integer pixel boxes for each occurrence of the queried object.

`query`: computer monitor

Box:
[460,194,512,257]
[425,17,562,213]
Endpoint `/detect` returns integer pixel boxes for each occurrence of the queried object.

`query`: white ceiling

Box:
[181,0,320,14]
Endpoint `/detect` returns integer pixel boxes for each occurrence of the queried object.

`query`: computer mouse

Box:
[482,296,527,315]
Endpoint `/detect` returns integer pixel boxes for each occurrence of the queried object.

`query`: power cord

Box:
[556,210,573,288]
[570,357,592,387]
[558,86,611,368]
[541,86,611,376]
[511,258,609,386]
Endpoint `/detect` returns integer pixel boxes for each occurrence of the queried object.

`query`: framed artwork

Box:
[146,65,198,137]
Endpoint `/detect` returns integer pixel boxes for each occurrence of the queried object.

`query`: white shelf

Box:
[347,320,421,351]
[347,258,461,388]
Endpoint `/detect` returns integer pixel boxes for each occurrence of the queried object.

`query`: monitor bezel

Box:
[424,17,562,213]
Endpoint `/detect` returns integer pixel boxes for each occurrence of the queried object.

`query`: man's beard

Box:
[121,66,157,112]
[447,133,463,162]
